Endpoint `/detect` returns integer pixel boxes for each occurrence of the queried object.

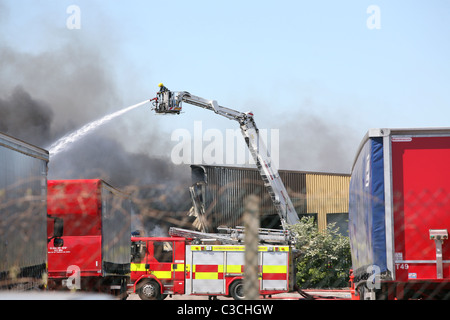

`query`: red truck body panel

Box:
[47,179,102,237]
[47,179,131,292]
[48,236,102,277]
[392,136,450,281]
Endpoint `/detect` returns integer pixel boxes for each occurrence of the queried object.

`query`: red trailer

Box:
[349,128,450,299]
[47,179,131,298]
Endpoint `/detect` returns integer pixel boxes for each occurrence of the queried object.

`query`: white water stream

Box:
[48,100,148,157]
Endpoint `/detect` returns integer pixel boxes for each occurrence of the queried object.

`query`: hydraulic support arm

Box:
[151,86,299,228]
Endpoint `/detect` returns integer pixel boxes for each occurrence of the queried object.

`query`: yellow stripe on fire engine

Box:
[262,265,287,274]
[194,272,218,280]
[151,271,172,279]
[130,263,185,273]
[226,265,242,274]
[131,263,146,272]
[190,246,245,251]
[190,246,290,252]
[172,264,185,271]
[213,246,245,251]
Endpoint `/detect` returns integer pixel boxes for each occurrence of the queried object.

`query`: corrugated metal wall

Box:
[192,165,350,231]
[0,132,49,276]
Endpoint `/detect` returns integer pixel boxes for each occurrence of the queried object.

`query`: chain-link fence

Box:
[2,131,450,300]
[3,178,450,300]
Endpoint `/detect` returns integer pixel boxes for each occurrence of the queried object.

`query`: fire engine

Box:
[131,227,296,300]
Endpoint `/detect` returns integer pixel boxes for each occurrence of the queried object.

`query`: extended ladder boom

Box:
[152,86,299,228]
[169,226,294,245]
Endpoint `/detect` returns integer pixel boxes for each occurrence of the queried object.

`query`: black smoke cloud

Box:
[0,42,121,139]
[278,110,359,174]
[49,133,189,188]
[0,40,192,233]
[0,39,189,185]
[0,86,54,147]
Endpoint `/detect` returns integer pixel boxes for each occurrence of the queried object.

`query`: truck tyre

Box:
[138,279,162,300]
[230,280,245,300]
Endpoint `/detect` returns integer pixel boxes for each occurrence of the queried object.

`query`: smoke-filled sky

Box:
[1,0,450,182]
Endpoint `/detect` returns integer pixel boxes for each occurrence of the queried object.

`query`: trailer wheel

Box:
[230,280,245,300]
[138,280,162,300]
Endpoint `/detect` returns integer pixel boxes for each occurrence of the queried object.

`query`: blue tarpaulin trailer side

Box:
[349,136,387,280]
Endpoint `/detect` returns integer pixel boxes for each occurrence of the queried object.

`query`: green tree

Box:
[289,216,351,289]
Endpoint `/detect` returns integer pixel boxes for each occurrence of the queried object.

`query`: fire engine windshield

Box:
[153,241,173,263]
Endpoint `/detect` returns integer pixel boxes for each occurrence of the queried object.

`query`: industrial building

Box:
[190,165,350,234]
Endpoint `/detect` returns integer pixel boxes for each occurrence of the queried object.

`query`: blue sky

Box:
[1,1,450,173]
